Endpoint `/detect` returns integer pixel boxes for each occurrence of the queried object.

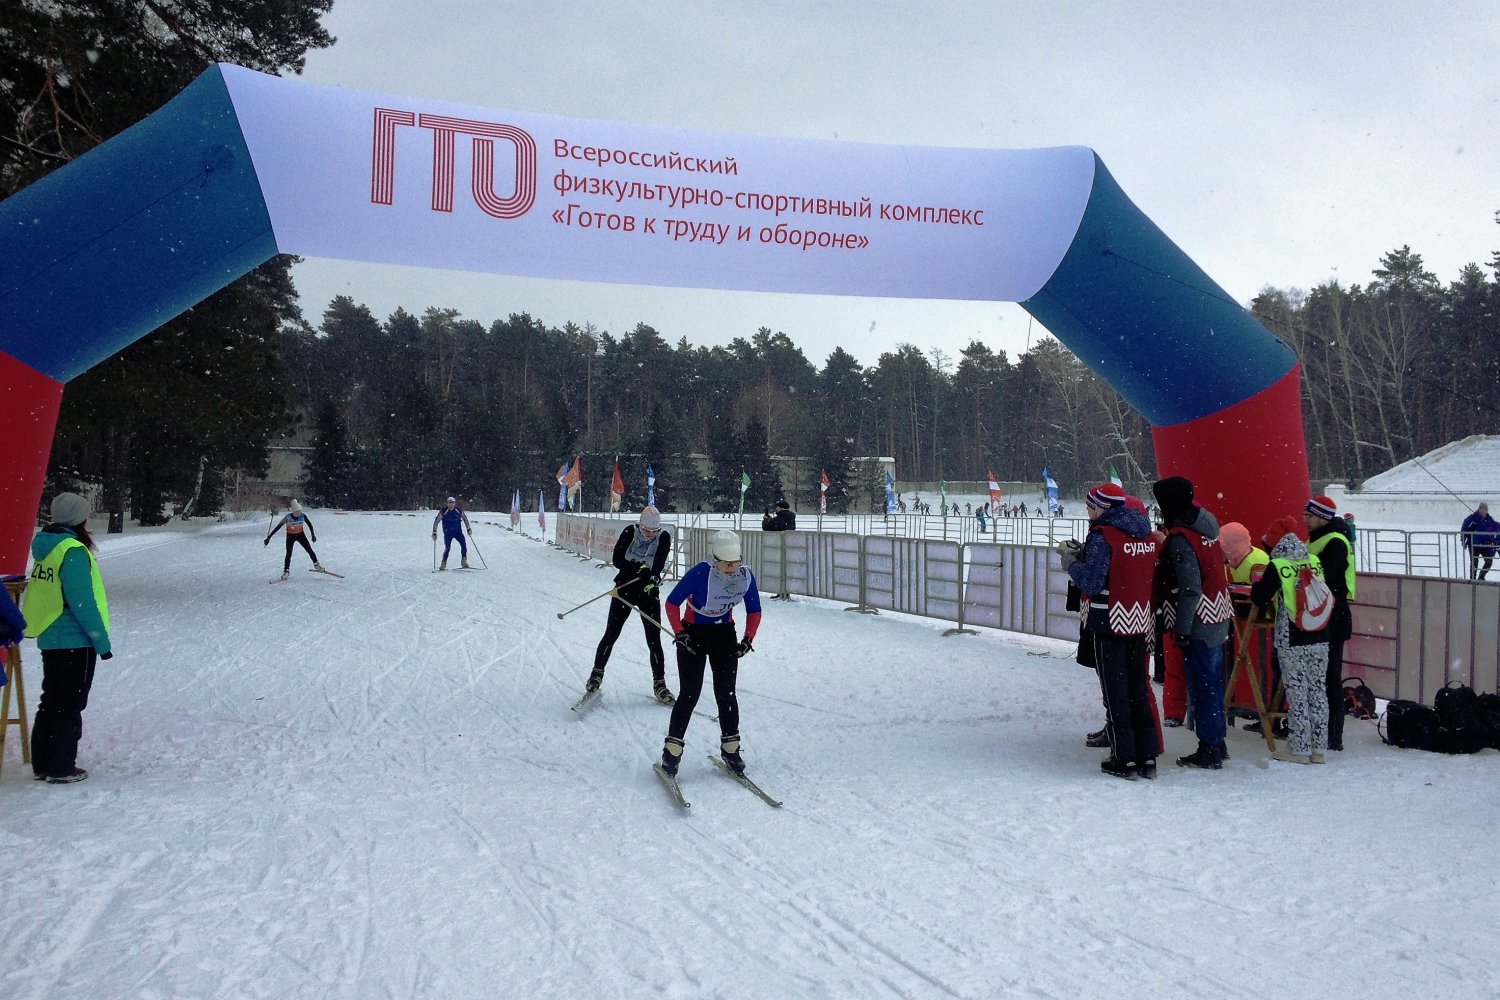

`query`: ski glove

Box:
[100,651,113,660]
[673,632,697,655]
[736,637,754,658]
[1055,539,1083,560]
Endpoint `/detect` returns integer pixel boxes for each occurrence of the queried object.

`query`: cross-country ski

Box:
[709,755,783,807]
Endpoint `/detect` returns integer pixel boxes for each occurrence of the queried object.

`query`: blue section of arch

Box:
[1022,154,1296,427]
[0,66,276,383]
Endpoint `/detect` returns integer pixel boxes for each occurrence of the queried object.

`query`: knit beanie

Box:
[1220,522,1252,566]
[1305,495,1337,520]
[289,499,302,513]
[1262,515,1303,550]
[639,506,661,530]
[50,492,91,528]
[710,530,742,562]
[1086,482,1127,510]
[1152,476,1195,520]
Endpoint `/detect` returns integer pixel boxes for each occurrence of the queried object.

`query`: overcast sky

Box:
[290,1,1500,368]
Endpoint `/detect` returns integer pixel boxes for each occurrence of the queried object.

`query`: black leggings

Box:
[32,647,97,777]
[593,590,666,681]
[667,622,739,744]
[284,533,318,571]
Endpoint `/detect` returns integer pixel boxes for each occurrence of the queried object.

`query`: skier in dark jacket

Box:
[1153,476,1233,770]
[588,507,675,704]
[264,500,320,580]
[431,497,472,570]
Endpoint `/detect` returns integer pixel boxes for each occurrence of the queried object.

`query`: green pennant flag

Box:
[738,470,751,515]
[1108,463,1123,488]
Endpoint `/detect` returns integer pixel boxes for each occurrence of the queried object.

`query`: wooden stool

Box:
[1,580,31,779]
[1224,608,1284,752]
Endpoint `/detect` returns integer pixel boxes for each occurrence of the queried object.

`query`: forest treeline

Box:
[276,234,1500,516]
[7,5,1498,523]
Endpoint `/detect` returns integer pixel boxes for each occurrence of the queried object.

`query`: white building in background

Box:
[1326,435,1500,528]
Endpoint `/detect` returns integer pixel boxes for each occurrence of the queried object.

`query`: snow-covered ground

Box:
[4,511,1499,999]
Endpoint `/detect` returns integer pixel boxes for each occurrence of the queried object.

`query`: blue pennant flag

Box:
[646,464,656,507]
[1042,466,1060,515]
[885,469,897,513]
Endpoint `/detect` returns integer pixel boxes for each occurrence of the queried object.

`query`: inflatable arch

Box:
[0,64,1308,574]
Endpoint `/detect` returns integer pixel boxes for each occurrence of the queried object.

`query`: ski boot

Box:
[719,733,745,775]
[280,570,290,581]
[653,679,676,705]
[1099,757,1136,780]
[585,670,604,694]
[461,556,470,568]
[661,736,684,776]
[439,560,447,571]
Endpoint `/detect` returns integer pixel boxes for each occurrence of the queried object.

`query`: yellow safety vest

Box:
[1306,531,1356,600]
[23,537,110,638]
[1228,548,1270,585]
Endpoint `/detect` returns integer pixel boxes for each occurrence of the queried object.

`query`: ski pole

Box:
[432,532,437,572]
[468,532,488,569]
[556,586,619,620]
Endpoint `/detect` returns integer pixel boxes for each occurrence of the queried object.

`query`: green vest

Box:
[1306,531,1356,600]
[23,538,110,638]
[1268,554,1323,615]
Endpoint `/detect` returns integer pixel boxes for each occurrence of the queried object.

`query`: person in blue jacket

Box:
[659,530,761,776]
[0,582,25,648]
[1460,502,1500,580]
[431,497,472,570]
[25,492,112,784]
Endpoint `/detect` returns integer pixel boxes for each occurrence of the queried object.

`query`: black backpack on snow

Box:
[1342,676,1377,720]
[1433,682,1488,754]
[1476,692,1500,750]
[1379,700,1440,751]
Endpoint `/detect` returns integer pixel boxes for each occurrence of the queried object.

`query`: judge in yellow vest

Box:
[24,492,112,784]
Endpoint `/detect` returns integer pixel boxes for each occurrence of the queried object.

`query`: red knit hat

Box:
[1262,515,1303,549]
[1305,495,1337,520]
[1086,482,1127,510]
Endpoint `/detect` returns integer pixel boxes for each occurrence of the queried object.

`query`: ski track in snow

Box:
[2,512,1500,998]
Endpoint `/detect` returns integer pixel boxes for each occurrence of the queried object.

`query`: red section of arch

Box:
[0,351,64,576]
[1151,365,1311,543]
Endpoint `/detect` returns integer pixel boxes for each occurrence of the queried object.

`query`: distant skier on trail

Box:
[432,496,472,570]
[587,506,676,705]
[265,500,323,580]
[659,530,761,778]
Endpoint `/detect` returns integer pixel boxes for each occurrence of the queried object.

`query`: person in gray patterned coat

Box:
[1249,516,1331,764]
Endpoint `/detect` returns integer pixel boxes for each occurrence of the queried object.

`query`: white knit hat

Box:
[289,499,302,513]
[711,530,741,562]
[639,506,661,530]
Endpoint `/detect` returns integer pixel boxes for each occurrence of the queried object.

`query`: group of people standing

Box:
[1061,478,1356,779]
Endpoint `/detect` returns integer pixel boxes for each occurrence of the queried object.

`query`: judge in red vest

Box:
[1153,476,1234,770]
[1062,482,1161,780]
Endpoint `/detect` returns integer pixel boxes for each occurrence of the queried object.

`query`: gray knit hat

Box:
[50,492,91,527]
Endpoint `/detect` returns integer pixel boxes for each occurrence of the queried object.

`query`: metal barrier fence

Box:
[555,514,1077,642]
[555,514,1500,703]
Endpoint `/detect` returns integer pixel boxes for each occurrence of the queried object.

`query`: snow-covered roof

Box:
[1354,435,1500,495]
